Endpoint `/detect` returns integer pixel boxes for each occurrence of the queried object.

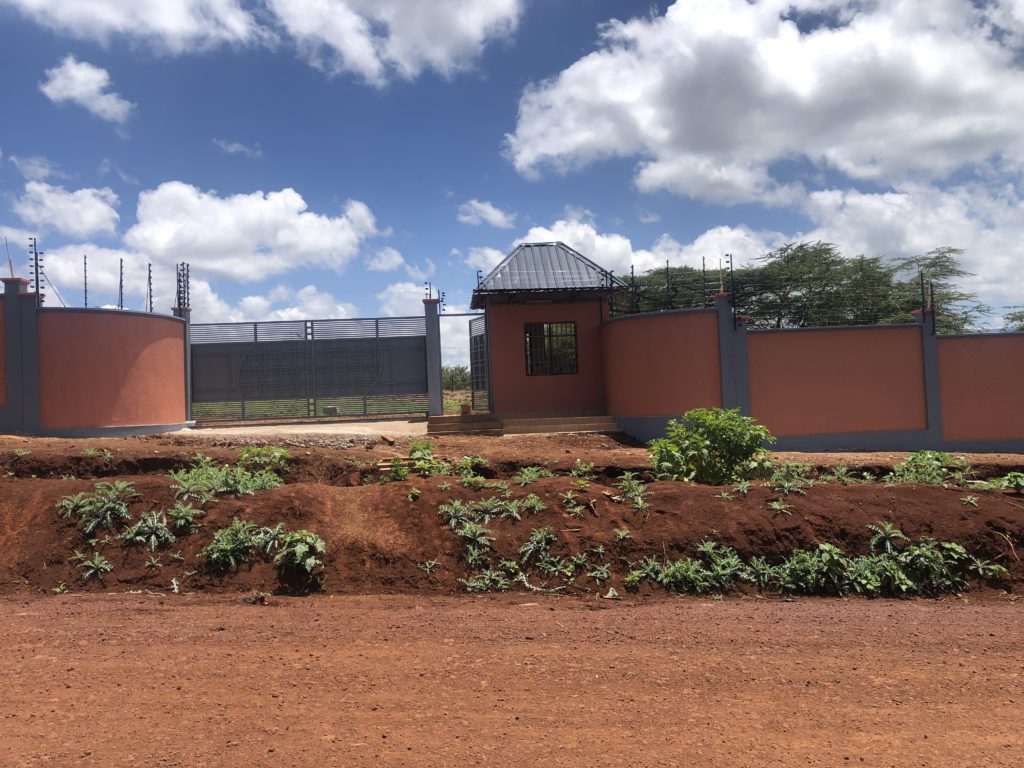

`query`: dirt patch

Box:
[1,593,1021,767]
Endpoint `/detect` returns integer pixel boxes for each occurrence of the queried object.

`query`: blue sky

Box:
[1,0,1023,362]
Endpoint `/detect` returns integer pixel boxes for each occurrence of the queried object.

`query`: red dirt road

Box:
[2,594,1021,767]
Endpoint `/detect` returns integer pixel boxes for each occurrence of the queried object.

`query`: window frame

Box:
[523,321,579,376]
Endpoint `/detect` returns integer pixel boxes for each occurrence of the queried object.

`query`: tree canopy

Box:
[619,241,991,334]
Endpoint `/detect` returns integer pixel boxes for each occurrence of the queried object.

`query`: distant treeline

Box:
[619,241,1014,335]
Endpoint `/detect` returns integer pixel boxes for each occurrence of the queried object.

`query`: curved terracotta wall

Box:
[37,310,186,430]
[747,326,926,436]
[0,296,6,406]
[488,299,607,417]
[938,335,1024,441]
[602,310,721,417]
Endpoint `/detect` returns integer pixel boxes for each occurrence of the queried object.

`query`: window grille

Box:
[524,322,578,376]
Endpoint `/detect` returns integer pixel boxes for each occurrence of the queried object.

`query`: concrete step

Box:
[427,415,503,435]
[502,416,618,435]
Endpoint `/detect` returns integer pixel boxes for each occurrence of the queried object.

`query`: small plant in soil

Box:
[867,521,909,554]
[884,451,970,486]
[960,495,979,507]
[732,480,752,496]
[768,463,814,496]
[521,494,547,515]
[460,475,486,491]
[559,490,585,518]
[715,491,734,500]
[238,445,291,473]
[613,527,631,542]
[408,487,421,502]
[165,502,205,534]
[418,559,439,575]
[768,499,792,516]
[459,568,511,593]
[52,582,69,594]
[569,460,597,480]
[57,481,139,533]
[457,521,495,548]
[587,563,611,583]
[518,527,557,564]
[171,454,283,502]
[121,512,176,551]
[438,481,452,492]
[453,455,488,478]
[145,555,163,570]
[512,466,553,486]
[76,552,113,582]
[170,551,185,562]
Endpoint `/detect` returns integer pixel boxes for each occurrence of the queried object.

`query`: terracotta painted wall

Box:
[37,310,186,430]
[0,296,6,406]
[602,310,721,417]
[747,326,926,436]
[487,299,607,417]
[938,335,1024,441]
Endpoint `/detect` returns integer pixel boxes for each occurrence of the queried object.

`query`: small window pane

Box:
[524,322,578,376]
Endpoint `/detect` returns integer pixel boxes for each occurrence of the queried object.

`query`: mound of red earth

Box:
[2,464,1022,595]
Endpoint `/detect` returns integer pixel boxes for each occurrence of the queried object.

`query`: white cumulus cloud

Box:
[266,0,522,86]
[457,199,516,228]
[13,182,120,238]
[123,181,381,281]
[506,0,1024,203]
[365,246,406,271]
[465,246,505,272]
[2,0,260,53]
[39,56,135,124]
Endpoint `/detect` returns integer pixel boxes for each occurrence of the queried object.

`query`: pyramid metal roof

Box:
[471,242,625,307]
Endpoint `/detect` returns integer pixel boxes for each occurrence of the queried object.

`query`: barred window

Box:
[524,322,578,376]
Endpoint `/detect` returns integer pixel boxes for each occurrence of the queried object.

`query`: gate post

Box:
[172,303,192,423]
[1,277,39,433]
[423,298,443,417]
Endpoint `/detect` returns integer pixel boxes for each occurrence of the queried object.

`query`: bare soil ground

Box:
[1,433,1023,595]
[1,593,1021,767]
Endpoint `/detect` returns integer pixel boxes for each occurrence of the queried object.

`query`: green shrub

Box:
[996,471,1024,495]
[407,440,451,476]
[171,454,283,503]
[201,517,259,571]
[57,481,139,533]
[768,463,814,496]
[273,530,326,578]
[512,466,553,486]
[74,551,113,582]
[238,445,291,473]
[569,460,597,480]
[649,408,774,484]
[165,502,205,533]
[884,451,970,486]
[121,512,176,551]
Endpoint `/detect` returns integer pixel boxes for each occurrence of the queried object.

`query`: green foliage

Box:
[418,559,439,575]
[442,364,471,390]
[453,455,488,478]
[559,490,585,517]
[649,408,774,484]
[460,474,486,491]
[75,551,113,582]
[569,460,597,480]
[587,563,611,583]
[238,445,291,473]
[252,523,287,556]
[518,527,556,564]
[459,568,511,593]
[521,494,547,515]
[408,487,421,502]
[625,542,744,594]
[768,463,814,496]
[457,521,495,548]
[273,530,326,576]
[768,499,792,515]
[57,481,139,533]
[996,472,1024,495]
[121,512,176,552]
[201,517,259,571]
[165,502,205,533]
[884,451,970,486]
[82,447,114,463]
[512,466,554,486]
[171,454,283,503]
[613,527,631,542]
[615,471,648,510]
[867,521,909,554]
[407,440,451,477]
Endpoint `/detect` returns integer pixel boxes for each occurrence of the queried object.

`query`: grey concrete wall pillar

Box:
[173,305,192,421]
[914,309,943,447]
[714,293,750,414]
[0,278,39,433]
[423,298,443,417]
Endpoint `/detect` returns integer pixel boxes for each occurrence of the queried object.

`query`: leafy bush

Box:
[201,517,259,571]
[626,541,745,594]
[57,481,139,533]
[649,408,774,484]
[121,512,176,551]
[442,364,471,390]
[407,440,451,476]
[996,471,1024,495]
[768,463,814,496]
[238,446,291,473]
[165,502,205,533]
[74,551,113,582]
[273,530,326,578]
[884,451,970,486]
[171,454,283,503]
[569,460,596,480]
[867,521,909,554]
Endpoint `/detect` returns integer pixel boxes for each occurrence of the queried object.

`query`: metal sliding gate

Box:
[469,314,490,412]
[190,316,429,422]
